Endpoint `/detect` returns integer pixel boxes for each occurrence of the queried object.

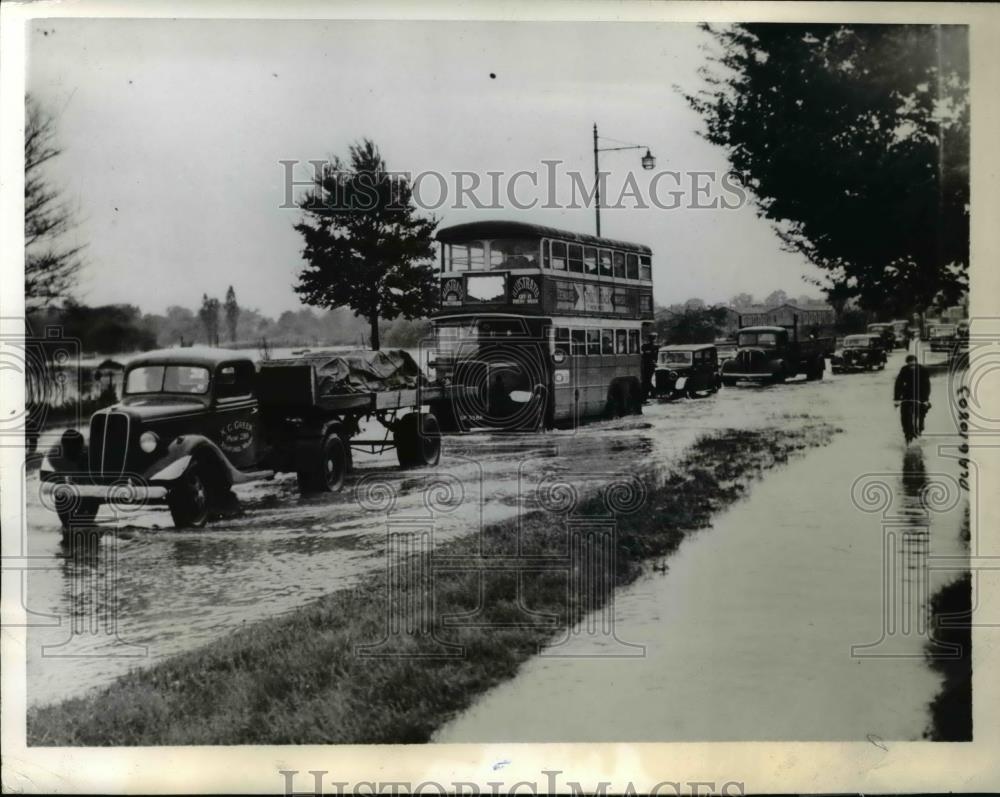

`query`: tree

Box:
[655,305,731,344]
[24,95,83,310]
[686,24,969,317]
[730,292,755,309]
[683,297,706,310]
[293,139,438,351]
[199,294,221,346]
[224,285,240,343]
[764,290,788,308]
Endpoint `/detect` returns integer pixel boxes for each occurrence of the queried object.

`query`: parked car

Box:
[40,348,453,530]
[653,344,721,399]
[867,323,899,350]
[830,334,888,373]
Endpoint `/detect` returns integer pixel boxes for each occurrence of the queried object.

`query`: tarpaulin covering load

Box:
[268,349,423,395]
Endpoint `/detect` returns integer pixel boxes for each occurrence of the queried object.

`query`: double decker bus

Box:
[427,220,654,430]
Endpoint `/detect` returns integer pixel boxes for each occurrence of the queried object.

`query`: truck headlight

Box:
[139,431,159,453]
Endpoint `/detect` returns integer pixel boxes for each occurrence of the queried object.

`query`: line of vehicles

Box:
[38,221,966,530]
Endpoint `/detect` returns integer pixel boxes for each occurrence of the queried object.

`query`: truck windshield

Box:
[738,331,779,347]
[660,351,692,365]
[125,365,211,395]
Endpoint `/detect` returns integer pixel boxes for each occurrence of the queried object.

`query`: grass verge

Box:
[28,422,837,745]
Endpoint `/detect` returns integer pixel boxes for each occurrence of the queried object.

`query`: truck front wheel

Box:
[167,462,211,528]
[297,433,348,493]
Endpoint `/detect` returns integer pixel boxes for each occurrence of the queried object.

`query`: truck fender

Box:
[145,435,240,488]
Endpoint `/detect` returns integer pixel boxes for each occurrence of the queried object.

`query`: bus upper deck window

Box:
[640,255,652,281]
[626,253,639,280]
[572,329,587,356]
[543,240,551,269]
[490,238,540,270]
[567,244,583,273]
[469,242,485,270]
[613,251,626,279]
[551,241,567,270]
[599,249,613,277]
[449,244,469,271]
[583,247,598,275]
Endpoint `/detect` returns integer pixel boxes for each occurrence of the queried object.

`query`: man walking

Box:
[893,354,931,442]
[641,333,660,400]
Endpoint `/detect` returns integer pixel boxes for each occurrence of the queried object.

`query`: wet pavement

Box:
[23,347,968,727]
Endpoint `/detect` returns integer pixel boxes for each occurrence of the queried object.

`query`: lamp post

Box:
[592,122,656,237]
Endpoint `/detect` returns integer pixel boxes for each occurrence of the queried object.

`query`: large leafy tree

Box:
[293,140,438,351]
[687,24,969,317]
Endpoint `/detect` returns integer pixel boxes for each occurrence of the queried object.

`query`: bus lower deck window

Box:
[601,329,614,355]
[616,329,628,354]
[572,329,587,356]
[587,329,601,355]
[554,327,571,355]
[628,329,640,353]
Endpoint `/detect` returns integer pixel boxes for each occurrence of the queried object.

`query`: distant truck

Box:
[720,316,834,385]
[41,348,458,530]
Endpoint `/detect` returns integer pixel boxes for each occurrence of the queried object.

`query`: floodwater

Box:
[22,347,969,736]
[436,350,971,742]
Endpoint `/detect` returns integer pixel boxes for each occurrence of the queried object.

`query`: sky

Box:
[27,18,825,317]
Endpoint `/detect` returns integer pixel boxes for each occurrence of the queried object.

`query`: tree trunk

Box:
[370,314,380,351]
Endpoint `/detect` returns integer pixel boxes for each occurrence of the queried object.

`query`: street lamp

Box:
[592,122,656,237]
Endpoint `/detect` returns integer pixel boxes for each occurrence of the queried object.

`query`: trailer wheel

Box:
[395,412,442,469]
[167,461,211,528]
[297,433,348,493]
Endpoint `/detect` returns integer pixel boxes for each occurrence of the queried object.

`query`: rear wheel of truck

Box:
[395,412,442,469]
[167,461,211,528]
[297,433,348,493]
[55,494,100,530]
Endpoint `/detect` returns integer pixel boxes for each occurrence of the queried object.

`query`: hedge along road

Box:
[23,346,957,717]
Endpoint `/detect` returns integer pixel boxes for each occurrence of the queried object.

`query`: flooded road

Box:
[436,351,969,742]
[24,348,966,720]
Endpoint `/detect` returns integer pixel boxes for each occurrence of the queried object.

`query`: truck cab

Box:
[41,348,273,529]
